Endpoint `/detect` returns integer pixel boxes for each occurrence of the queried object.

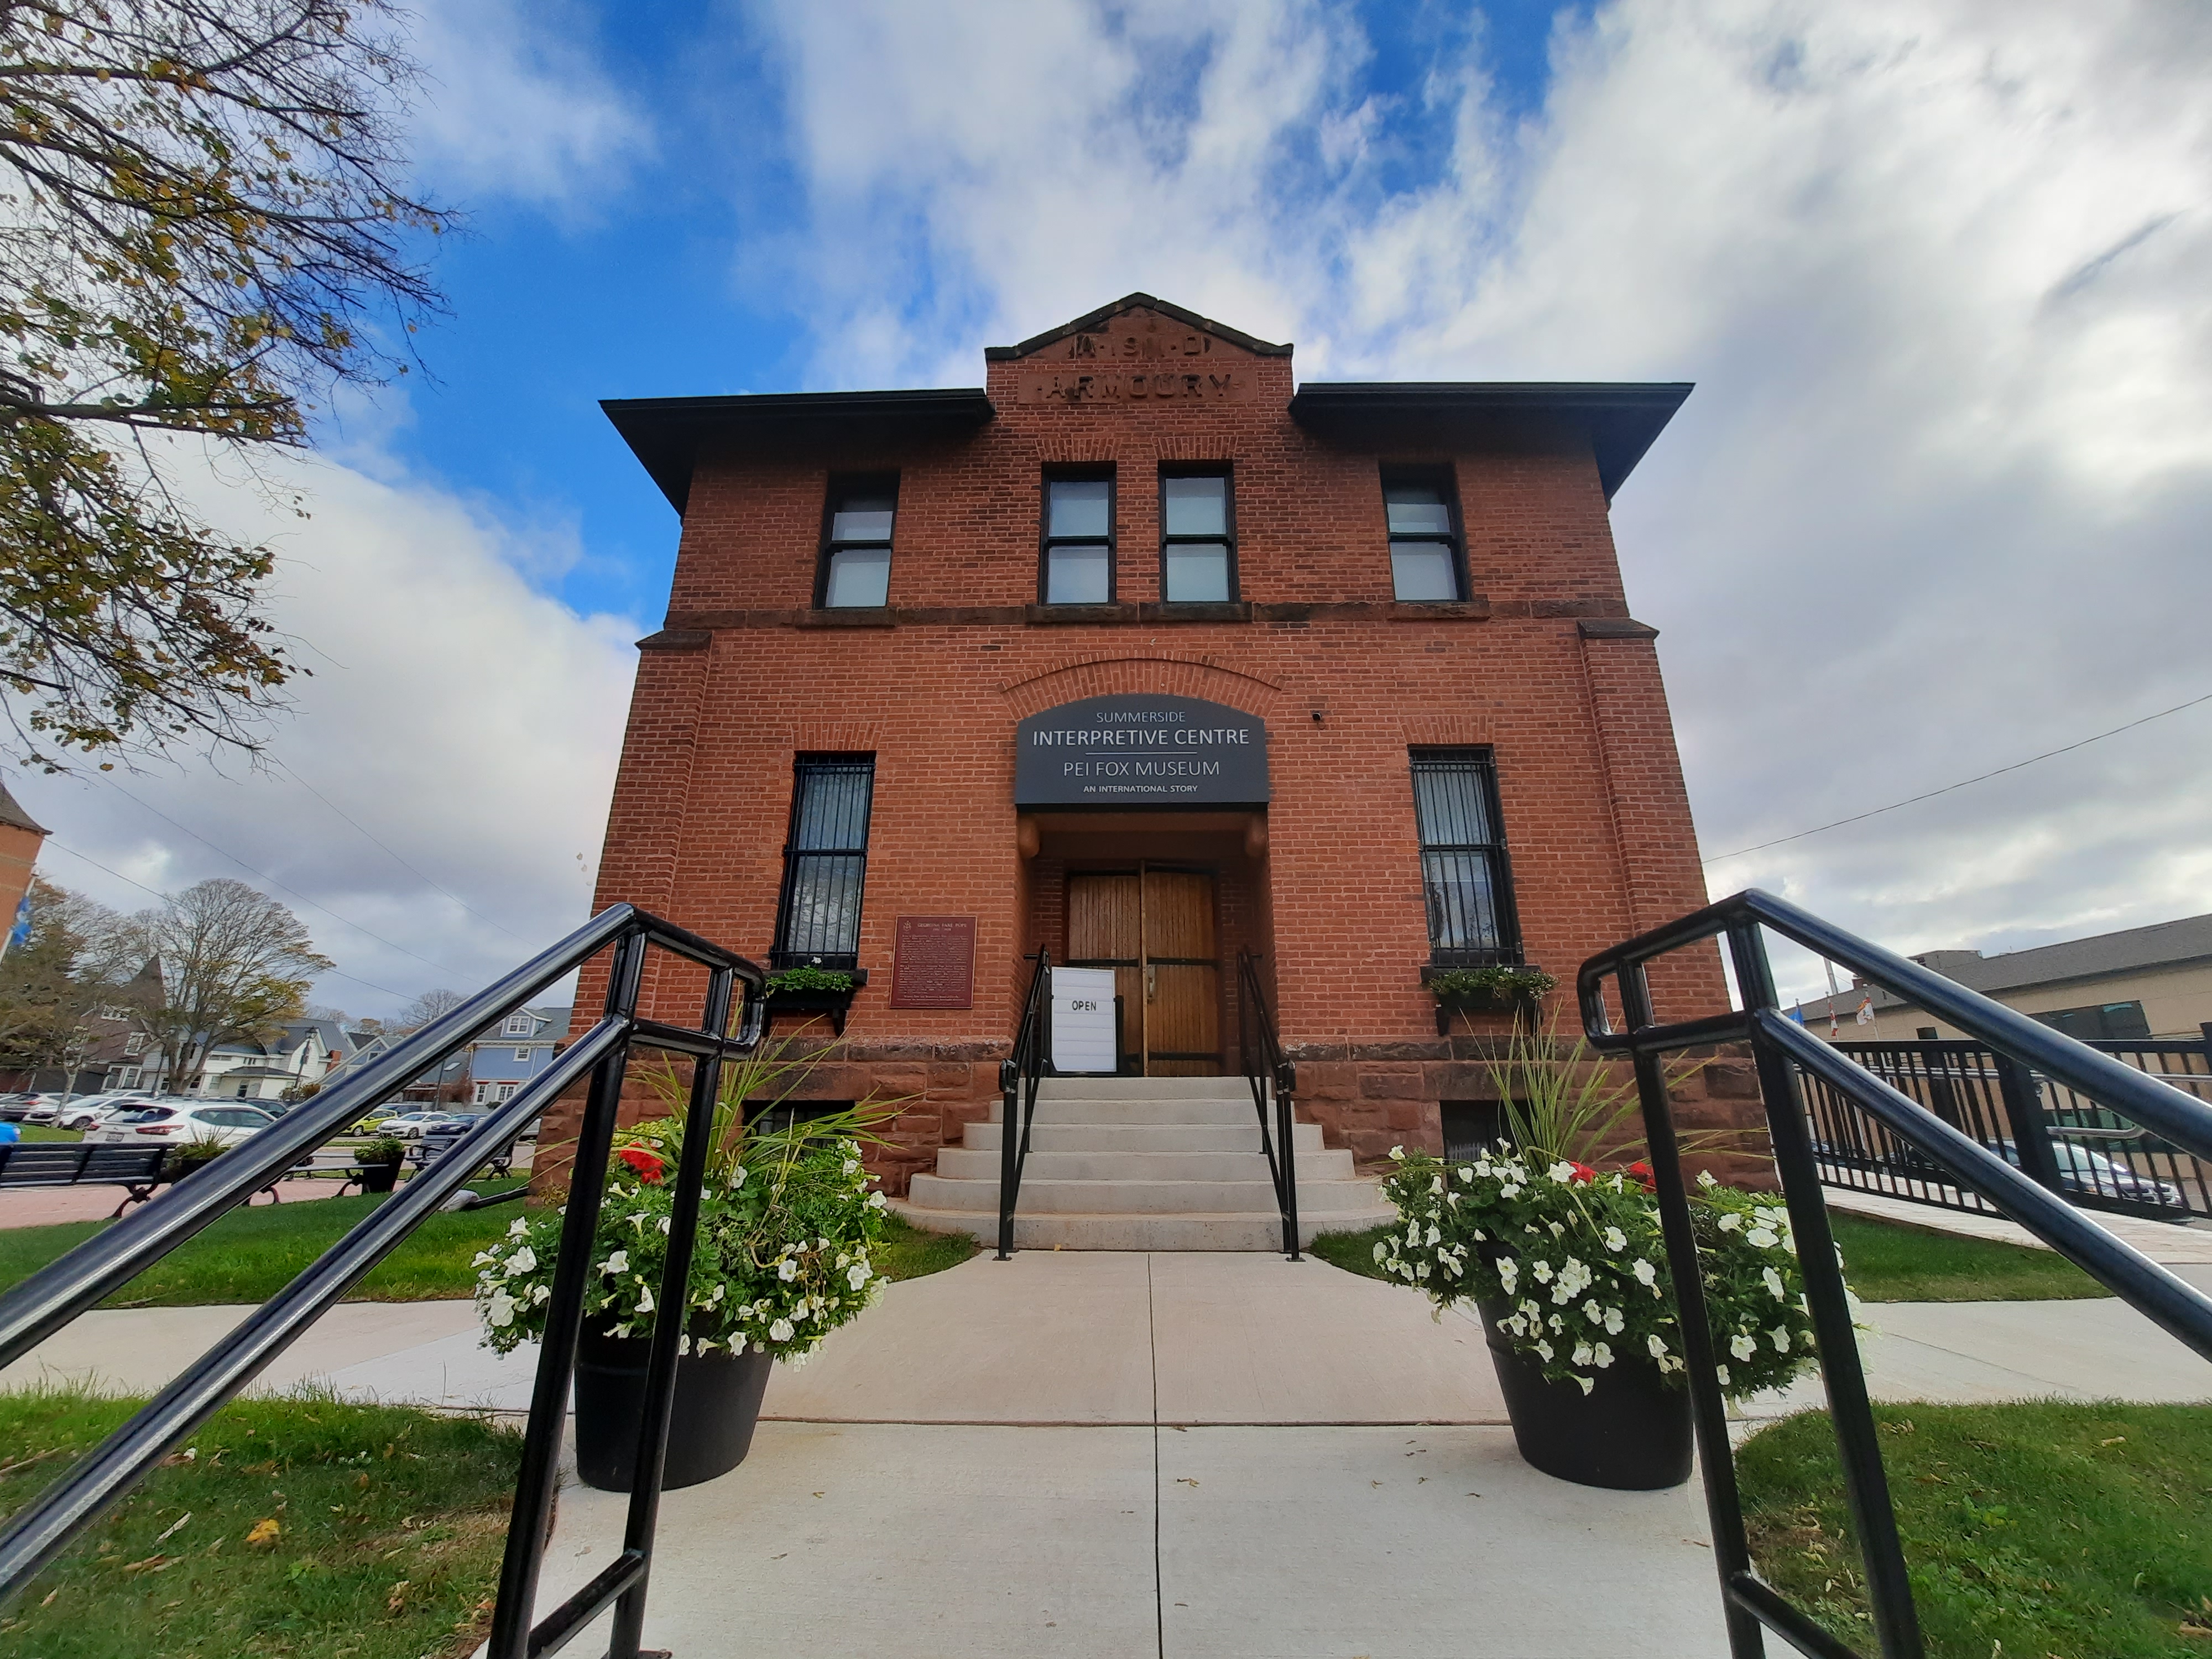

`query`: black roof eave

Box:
[601,388,997,513]
[1287,382,1693,500]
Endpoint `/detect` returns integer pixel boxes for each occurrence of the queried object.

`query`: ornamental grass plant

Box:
[474,1042,897,1365]
[1376,1015,1837,1401]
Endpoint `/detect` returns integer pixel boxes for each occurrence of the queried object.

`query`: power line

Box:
[96,777,472,980]
[38,839,416,1001]
[1704,688,2212,864]
[276,763,530,943]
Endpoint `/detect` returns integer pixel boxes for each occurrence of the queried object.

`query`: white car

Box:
[374,1112,452,1139]
[84,1102,278,1147]
[56,1093,164,1132]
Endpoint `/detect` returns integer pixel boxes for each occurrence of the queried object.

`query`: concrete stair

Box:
[894,1076,1394,1251]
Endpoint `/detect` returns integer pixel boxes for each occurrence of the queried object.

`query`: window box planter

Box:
[760,967,868,1036]
[1422,965,1557,1034]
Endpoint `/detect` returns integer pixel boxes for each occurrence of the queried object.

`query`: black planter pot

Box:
[572,1325,774,1493]
[1431,990,1537,1034]
[1476,1301,1693,1490]
[358,1161,400,1194]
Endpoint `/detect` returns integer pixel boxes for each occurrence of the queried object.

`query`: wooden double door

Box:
[1066,866,1222,1076]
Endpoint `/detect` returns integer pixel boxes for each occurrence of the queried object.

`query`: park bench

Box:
[0,1144,168,1218]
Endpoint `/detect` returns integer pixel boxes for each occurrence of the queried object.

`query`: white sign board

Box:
[1050,967,1120,1074]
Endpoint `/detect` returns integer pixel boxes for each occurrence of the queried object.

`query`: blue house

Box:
[467,1005,571,1107]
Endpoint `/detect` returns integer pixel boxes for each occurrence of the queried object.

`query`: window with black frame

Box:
[1159,468,1234,602]
[1041,471,1114,603]
[1382,471,1467,602]
[818,476,897,609]
[771,755,876,969]
[1409,749,1521,964]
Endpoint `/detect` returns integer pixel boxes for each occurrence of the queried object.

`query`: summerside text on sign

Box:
[1014,694,1270,806]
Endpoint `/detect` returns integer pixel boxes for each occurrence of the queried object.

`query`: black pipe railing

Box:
[1577,888,2212,1659]
[0,904,767,1659]
[1236,950,1300,1260]
[995,950,1050,1259]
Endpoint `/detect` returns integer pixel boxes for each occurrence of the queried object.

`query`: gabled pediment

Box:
[985,294,1291,364]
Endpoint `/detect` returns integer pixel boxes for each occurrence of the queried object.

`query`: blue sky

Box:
[14,0,2211,1016]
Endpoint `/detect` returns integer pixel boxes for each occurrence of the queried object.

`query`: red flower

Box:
[1627,1160,1656,1191]
[617,1146,665,1184]
[1568,1161,1598,1185]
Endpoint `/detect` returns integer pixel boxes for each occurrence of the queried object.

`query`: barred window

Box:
[772,755,877,969]
[1409,749,1520,964]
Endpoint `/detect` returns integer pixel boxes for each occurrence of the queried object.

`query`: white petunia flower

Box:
[532,1284,551,1305]
[1531,1260,1554,1282]
[778,1258,799,1281]
[1572,1342,1594,1366]
[1425,1224,1441,1247]
[769,1318,794,1342]
[729,1165,747,1187]
[1604,1307,1624,1335]
[1389,1146,1405,1160]
[1745,1227,1778,1249]
[1647,1334,1669,1359]
[658,1217,672,1235]
[1548,1161,1576,1183]
[1771,1327,1792,1353]
[865,1190,887,1209]
[1459,1167,1474,1184]
[635,1282,655,1313]
[844,1159,860,1175]
[848,1264,872,1290]
[486,1290,517,1328]
[1632,1259,1657,1287]
[1535,1339,1554,1362]
[1573,1374,1594,1396]
[1602,1227,1627,1253]
[508,1217,530,1239]
[1717,1212,1743,1232]
[1762,1266,1787,1301]
[505,1248,536,1275]
[1697,1170,1718,1188]
[1730,1333,1757,1361]
[1592,1342,1613,1368]
[1715,1363,1731,1389]
[1373,1241,1389,1264]
[603,1250,630,1276]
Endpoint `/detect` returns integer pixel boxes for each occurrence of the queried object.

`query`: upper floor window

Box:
[513,1046,532,1062]
[773,754,877,969]
[1160,468,1235,602]
[502,1012,534,1037]
[1041,472,1114,604]
[1409,748,1520,964]
[819,476,898,608]
[1382,471,1467,602]
[2030,1001,2152,1042]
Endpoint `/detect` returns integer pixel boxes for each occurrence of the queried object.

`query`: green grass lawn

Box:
[0,1182,978,1308]
[0,1390,519,1658]
[1311,1209,2109,1302]
[0,1183,535,1307]
[14,1126,82,1144]
[1739,1402,2212,1657]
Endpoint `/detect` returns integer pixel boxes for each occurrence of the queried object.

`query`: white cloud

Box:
[16,442,639,1018]
[750,0,2212,997]
[406,0,654,210]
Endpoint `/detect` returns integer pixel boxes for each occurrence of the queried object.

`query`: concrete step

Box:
[1035,1076,1255,1100]
[888,1201,1396,1252]
[1003,1096,1257,1126]
[932,1146,1358,1183]
[962,1120,1326,1155]
[907,1171,1386,1216]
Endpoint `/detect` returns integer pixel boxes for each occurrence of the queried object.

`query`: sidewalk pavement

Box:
[8,1239,2209,1658]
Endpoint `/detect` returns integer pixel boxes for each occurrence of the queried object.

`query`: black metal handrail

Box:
[1577,888,2212,1659]
[0,904,768,1659]
[1236,950,1301,1260]
[995,949,1050,1259]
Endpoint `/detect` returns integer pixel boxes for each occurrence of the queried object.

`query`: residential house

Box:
[467,1005,572,1107]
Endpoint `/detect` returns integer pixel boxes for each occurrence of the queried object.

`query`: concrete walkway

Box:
[7,1244,2209,1657]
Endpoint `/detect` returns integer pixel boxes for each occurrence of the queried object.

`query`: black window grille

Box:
[1159,467,1235,602]
[1409,748,1521,965]
[817,476,897,609]
[772,755,876,969]
[1381,469,1468,602]
[1041,470,1114,604]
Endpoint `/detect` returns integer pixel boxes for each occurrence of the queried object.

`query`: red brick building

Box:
[551,295,1744,1197]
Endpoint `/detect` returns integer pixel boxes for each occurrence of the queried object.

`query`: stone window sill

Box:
[796,607,898,628]
[1024,602,1140,625]
[1136,601,1251,623]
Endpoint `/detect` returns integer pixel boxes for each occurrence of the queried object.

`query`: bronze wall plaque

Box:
[890,916,977,1010]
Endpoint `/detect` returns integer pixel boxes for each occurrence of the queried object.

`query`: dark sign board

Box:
[1015,694,1269,806]
[889,916,977,1009]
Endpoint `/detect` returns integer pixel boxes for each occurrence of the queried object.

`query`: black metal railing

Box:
[1578,888,2212,1659]
[0,904,767,1659]
[1236,950,1301,1260]
[995,950,1050,1260]
[1801,1035,2212,1221]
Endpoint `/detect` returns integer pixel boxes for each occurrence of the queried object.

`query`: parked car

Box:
[56,1093,164,1131]
[373,1111,454,1139]
[1996,1139,2185,1208]
[1,1093,67,1125]
[0,1093,44,1123]
[84,1102,279,1148]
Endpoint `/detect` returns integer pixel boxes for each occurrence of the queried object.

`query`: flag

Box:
[1788,1002,1806,1025]
[4,891,28,954]
[1855,994,1876,1027]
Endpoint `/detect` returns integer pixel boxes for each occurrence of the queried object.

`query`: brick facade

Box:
[540,296,1751,1194]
